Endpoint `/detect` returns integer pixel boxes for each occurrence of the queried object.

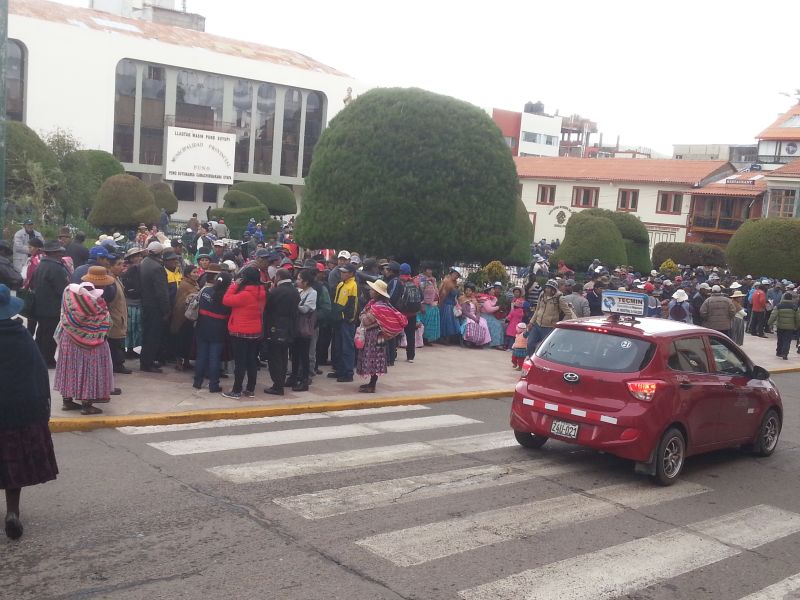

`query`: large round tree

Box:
[727,219,800,279]
[294,87,521,263]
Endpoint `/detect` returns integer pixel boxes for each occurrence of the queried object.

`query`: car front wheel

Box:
[514,430,548,449]
[752,408,781,457]
[652,427,685,486]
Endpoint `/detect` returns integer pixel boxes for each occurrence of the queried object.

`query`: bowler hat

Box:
[81,266,114,287]
[43,241,65,253]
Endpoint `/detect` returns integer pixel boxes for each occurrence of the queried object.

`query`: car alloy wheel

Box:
[753,408,781,457]
[653,427,685,486]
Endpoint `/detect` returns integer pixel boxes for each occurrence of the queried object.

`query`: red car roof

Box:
[557,317,709,339]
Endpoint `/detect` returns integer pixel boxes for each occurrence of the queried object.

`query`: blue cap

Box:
[400,263,411,275]
[89,246,110,259]
[0,284,23,320]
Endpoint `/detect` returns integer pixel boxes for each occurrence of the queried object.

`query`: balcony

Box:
[757,155,798,165]
[165,114,237,134]
[690,215,748,233]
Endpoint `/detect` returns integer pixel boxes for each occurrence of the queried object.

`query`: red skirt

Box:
[0,420,59,489]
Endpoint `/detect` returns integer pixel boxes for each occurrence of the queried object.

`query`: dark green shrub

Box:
[504,198,535,266]
[581,207,651,272]
[265,219,283,234]
[223,190,262,210]
[726,219,800,279]
[231,182,297,215]
[624,240,652,274]
[78,150,125,184]
[651,242,726,268]
[294,87,522,263]
[551,213,627,270]
[210,205,269,239]
[89,174,160,229]
[5,122,60,222]
[58,150,125,222]
[150,182,178,214]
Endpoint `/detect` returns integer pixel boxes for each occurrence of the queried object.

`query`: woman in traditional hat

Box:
[730,289,746,346]
[121,247,144,359]
[460,283,491,347]
[171,265,201,371]
[438,269,462,345]
[54,280,115,415]
[415,262,440,346]
[0,284,58,540]
[357,279,407,393]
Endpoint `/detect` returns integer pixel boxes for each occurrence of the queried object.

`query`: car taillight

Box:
[626,380,661,402]
[521,357,533,377]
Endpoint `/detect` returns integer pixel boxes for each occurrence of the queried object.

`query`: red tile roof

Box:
[756,104,800,141]
[514,157,734,186]
[689,171,767,197]
[769,159,800,177]
[10,0,348,76]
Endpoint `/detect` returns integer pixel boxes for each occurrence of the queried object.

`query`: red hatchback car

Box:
[510,316,783,485]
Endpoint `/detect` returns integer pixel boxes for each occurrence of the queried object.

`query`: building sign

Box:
[725,178,755,185]
[165,126,236,184]
[601,291,647,317]
[548,205,575,227]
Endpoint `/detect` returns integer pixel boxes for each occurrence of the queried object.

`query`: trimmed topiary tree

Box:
[149,182,178,215]
[6,121,61,222]
[222,189,262,210]
[581,207,651,273]
[551,212,627,271]
[231,181,297,215]
[209,189,269,239]
[58,149,125,222]
[294,87,522,263]
[726,219,800,279]
[88,174,160,230]
[504,198,535,266]
[651,241,726,268]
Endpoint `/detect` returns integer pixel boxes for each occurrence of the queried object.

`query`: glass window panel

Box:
[233,80,252,173]
[175,70,224,131]
[302,92,324,176]
[202,183,218,203]
[6,40,24,122]
[113,59,136,163]
[281,88,302,177]
[254,83,276,175]
[173,181,195,202]
[140,65,166,165]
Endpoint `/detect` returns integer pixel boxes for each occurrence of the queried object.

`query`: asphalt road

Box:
[5,374,800,600]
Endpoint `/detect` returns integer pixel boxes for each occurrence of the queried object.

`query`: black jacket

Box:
[0,318,52,430]
[0,256,22,290]
[31,257,69,318]
[139,255,170,314]
[121,264,142,301]
[65,241,89,268]
[265,281,299,343]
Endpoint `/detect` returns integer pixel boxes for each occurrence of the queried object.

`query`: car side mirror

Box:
[751,365,770,380]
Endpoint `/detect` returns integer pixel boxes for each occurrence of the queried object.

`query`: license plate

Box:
[550,419,579,439]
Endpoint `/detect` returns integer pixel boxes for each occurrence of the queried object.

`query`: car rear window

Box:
[535,328,655,373]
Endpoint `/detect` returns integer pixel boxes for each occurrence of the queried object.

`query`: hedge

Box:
[6,121,60,208]
[223,189,263,210]
[503,197,535,266]
[210,205,270,239]
[551,213,627,271]
[651,242,726,268]
[88,174,160,229]
[726,219,800,279]
[231,181,297,215]
[149,182,178,214]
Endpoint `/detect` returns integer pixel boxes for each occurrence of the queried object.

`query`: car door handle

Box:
[724,383,735,390]
[679,381,692,389]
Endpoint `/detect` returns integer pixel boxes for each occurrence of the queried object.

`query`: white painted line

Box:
[600,415,618,424]
[357,481,710,567]
[208,431,517,483]
[149,414,479,456]
[116,413,330,435]
[117,405,431,435]
[459,505,800,600]
[274,460,587,520]
[570,408,587,417]
[738,572,800,600]
[544,403,558,411]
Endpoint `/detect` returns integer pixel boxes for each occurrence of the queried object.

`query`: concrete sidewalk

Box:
[48,329,800,432]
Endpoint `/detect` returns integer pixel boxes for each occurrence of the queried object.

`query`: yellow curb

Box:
[769,366,800,375]
[49,389,512,433]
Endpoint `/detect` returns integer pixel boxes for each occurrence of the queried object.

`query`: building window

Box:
[113,59,136,163]
[202,183,219,204]
[281,88,302,177]
[233,80,252,173]
[537,185,556,205]
[572,187,599,208]
[173,181,195,202]
[502,136,516,148]
[769,189,796,218]
[617,189,639,211]
[545,135,557,146]
[140,64,166,165]
[302,92,324,176]
[522,131,540,143]
[254,83,276,175]
[6,40,25,122]
[175,70,224,130]
[657,191,683,214]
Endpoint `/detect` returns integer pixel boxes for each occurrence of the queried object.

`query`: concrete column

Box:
[132,62,143,165]
[248,83,257,174]
[271,86,286,177]
[297,90,308,178]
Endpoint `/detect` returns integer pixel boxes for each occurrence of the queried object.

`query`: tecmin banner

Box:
[601,291,647,317]
[165,126,236,184]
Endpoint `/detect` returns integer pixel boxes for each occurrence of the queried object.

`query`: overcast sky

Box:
[61,0,798,155]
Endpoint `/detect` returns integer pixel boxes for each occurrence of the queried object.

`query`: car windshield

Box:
[535,328,655,373]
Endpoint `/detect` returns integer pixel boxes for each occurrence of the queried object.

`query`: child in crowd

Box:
[511,322,528,370]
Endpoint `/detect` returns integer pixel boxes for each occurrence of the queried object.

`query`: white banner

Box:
[164,126,236,184]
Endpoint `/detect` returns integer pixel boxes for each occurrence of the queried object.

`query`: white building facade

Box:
[518,112,561,158]
[8,0,362,219]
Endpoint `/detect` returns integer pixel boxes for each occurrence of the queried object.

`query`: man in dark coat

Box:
[263,269,299,396]
[0,241,23,290]
[64,231,90,269]
[138,242,171,373]
[31,241,70,367]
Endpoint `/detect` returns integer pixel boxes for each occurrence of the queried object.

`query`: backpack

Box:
[184,292,200,321]
[395,279,422,313]
[669,301,687,322]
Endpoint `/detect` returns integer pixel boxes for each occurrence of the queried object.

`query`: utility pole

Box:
[0,0,7,234]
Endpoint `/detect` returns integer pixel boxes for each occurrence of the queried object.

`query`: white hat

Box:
[711,285,721,293]
[672,289,689,302]
[761,279,770,285]
[789,284,796,290]
[222,260,238,272]
[213,240,225,247]
[729,282,742,289]
[146,241,163,254]
[185,228,193,233]
[650,270,658,277]
[663,280,672,285]
[338,250,351,259]
[699,282,711,290]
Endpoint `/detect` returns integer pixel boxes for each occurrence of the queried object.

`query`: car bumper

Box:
[510,384,654,463]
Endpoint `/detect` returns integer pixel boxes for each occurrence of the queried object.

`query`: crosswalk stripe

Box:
[356,481,710,567]
[738,573,800,600]
[458,505,800,600]
[208,431,516,483]
[148,414,480,456]
[274,460,589,519]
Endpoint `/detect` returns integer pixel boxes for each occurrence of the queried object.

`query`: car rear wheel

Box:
[514,430,548,449]
[752,408,781,457]
[652,427,685,486]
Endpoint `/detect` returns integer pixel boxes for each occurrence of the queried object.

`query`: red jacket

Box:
[223,284,267,335]
[751,289,767,312]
